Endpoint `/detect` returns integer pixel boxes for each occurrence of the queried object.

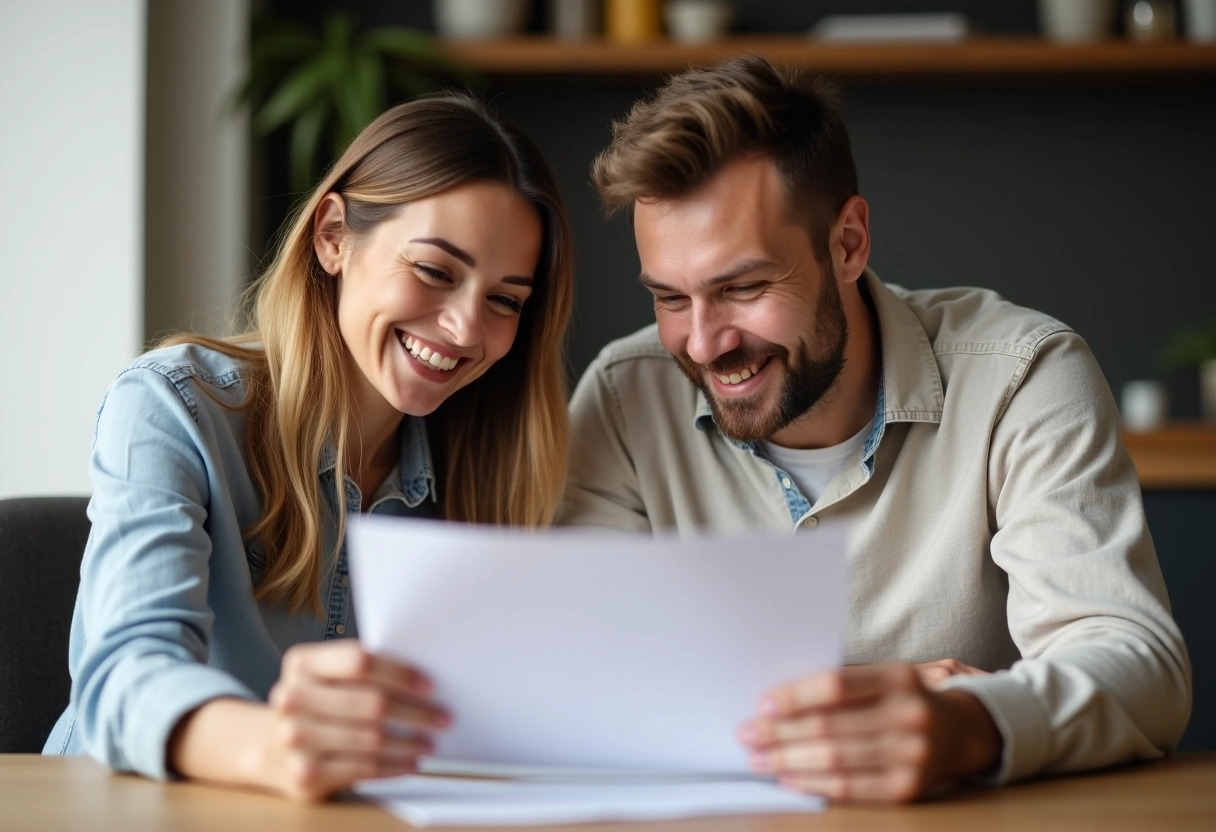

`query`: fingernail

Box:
[413,676,433,695]
[750,752,772,772]
[760,697,779,717]
[739,724,757,745]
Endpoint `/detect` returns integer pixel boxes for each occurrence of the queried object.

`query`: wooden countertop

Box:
[4,753,1215,831]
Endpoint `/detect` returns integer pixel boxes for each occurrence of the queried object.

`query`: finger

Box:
[278,714,435,762]
[778,766,926,804]
[760,663,920,718]
[913,659,988,688]
[281,641,432,697]
[270,676,450,730]
[743,687,933,747]
[751,733,931,776]
[280,751,419,802]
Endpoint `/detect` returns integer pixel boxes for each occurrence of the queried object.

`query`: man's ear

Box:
[831,195,870,285]
[313,193,347,275]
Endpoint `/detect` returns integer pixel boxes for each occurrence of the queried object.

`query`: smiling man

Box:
[559,55,1191,802]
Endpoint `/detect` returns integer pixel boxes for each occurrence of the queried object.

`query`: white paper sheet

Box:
[346,517,846,777]
[355,774,826,827]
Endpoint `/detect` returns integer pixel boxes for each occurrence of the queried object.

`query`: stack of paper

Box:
[347,517,847,825]
[356,776,825,827]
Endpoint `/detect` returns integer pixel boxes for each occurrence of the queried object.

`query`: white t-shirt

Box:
[760,420,872,504]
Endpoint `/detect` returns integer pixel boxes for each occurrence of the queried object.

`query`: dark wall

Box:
[259,1,1216,749]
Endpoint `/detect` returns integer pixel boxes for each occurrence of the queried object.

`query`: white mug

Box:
[1038,0,1118,42]
[1121,380,1169,432]
[1183,0,1216,42]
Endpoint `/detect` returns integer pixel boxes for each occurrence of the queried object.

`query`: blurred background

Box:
[1,0,1213,745]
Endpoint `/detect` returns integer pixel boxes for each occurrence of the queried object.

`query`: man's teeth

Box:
[717,363,762,385]
[402,335,459,371]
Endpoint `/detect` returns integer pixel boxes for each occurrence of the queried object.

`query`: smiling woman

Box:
[41,95,573,801]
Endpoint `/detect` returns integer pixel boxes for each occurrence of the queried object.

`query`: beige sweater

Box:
[559,271,1191,783]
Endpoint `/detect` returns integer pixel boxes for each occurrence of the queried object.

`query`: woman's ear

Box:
[313,193,347,275]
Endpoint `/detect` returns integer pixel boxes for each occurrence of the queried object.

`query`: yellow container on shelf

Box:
[605,0,663,43]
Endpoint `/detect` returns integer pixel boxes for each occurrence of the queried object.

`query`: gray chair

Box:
[0,496,90,752]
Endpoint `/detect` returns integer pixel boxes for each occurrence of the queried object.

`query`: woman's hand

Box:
[169,641,449,802]
[261,640,450,800]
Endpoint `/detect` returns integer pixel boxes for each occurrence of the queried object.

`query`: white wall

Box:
[145,0,249,341]
[0,1,250,499]
[0,2,146,498]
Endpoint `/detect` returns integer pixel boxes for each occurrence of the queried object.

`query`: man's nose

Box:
[684,302,740,366]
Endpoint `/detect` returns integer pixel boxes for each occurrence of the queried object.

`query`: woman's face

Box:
[320,181,543,420]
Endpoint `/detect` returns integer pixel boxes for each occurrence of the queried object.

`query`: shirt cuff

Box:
[938,671,1053,783]
[125,663,258,781]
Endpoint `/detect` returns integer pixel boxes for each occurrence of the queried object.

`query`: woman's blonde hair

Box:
[167,95,573,614]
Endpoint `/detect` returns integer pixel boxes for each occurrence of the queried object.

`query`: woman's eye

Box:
[416,264,453,284]
[491,295,524,314]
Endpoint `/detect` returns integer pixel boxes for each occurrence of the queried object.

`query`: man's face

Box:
[634,156,848,446]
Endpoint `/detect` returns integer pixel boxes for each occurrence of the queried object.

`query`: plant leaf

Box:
[254,55,334,135]
[339,48,385,149]
[1161,318,1216,367]
[290,98,329,194]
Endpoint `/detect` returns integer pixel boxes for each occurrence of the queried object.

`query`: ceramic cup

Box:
[1121,380,1169,432]
[1037,0,1118,41]
[1183,0,1216,42]
[433,0,529,39]
[664,0,733,44]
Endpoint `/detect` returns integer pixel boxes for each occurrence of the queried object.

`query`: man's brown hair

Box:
[593,53,858,262]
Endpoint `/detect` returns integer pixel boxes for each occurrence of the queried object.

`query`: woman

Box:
[43,94,573,801]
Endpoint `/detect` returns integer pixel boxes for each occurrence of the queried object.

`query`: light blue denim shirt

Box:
[43,342,436,779]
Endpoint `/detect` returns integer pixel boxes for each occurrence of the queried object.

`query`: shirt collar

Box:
[692,268,943,441]
[316,415,437,508]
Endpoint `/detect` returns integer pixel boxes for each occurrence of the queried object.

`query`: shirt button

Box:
[335,624,346,635]
[802,517,819,529]
[340,575,349,588]
[781,477,792,489]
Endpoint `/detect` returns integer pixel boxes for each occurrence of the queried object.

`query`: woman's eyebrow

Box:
[411,237,475,266]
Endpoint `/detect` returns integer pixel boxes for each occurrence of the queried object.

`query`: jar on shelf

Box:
[1125,0,1178,40]
[605,0,663,43]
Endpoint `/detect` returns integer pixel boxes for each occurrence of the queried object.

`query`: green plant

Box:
[234,11,474,193]
[1161,317,1216,368]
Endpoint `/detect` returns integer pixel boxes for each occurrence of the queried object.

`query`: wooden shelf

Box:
[439,35,1216,79]
[1123,422,1216,489]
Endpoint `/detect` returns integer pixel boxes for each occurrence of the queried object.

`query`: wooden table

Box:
[3,753,1214,831]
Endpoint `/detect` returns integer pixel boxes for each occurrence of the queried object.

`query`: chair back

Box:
[0,496,90,753]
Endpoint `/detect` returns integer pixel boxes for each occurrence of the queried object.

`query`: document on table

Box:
[347,516,847,825]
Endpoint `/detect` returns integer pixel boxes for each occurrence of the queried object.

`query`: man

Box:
[560,55,1191,803]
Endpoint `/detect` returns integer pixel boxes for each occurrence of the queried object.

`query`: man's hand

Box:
[739,663,1002,803]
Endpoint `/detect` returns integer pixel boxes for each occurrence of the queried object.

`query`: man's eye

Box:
[727,283,763,295]
[654,295,687,306]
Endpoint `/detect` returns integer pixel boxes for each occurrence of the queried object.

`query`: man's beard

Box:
[674,272,849,444]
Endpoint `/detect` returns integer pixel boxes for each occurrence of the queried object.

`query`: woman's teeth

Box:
[402,335,459,371]
[717,361,763,386]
